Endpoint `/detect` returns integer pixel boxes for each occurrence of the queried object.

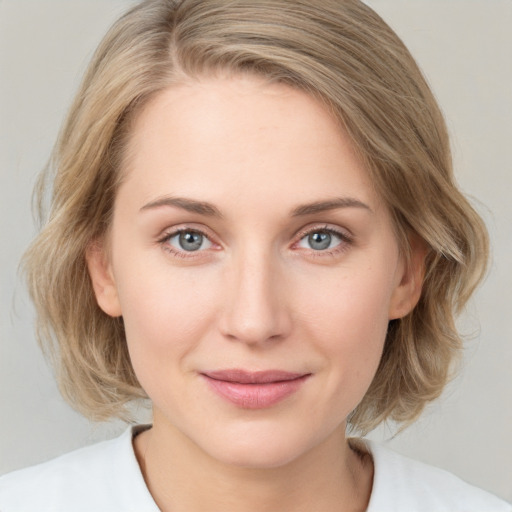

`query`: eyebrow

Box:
[140,196,224,217]
[140,195,372,217]
[291,197,372,216]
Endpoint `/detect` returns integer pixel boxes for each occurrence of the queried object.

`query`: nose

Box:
[218,247,292,346]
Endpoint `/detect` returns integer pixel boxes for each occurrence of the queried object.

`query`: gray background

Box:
[1,0,511,502]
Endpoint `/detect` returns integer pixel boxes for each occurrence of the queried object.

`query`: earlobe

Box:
[85,240,122,318]
[388,235,428,320]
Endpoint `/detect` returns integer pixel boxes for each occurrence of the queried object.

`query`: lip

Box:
[201,369,311,409]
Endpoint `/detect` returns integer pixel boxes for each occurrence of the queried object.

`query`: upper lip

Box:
[202,369,309,384]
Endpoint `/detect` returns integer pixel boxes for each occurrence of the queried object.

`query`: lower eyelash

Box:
[298,226,354,257]
[157,225,353,260]
[161,245,196,259]
[157,228,211,258]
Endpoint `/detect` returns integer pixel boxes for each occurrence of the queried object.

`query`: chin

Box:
[197,420,330,470]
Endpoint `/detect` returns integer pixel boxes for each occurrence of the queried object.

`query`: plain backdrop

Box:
[1,0,511,503]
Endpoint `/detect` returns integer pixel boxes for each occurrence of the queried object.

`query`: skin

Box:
[87,74,424,512]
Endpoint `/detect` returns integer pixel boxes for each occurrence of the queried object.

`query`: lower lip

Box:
[202,375,310,409]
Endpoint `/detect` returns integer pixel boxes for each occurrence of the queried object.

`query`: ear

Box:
[388,234,428,320]
[85,240,122,317]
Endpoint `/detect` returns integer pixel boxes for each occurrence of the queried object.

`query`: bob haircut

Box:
[23,0,488,434]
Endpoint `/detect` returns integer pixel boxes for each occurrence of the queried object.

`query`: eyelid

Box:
[156,224,221,258]
[291,224,354,256]
[156,222,354,260]
[168,230,213,251]
[293,223,353,243]
[157,223,217,243]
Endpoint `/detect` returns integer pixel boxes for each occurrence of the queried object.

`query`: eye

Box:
[296,228,347,252]
[167,230,213,252]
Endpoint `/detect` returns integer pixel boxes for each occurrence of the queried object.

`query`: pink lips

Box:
[201,369,310,409]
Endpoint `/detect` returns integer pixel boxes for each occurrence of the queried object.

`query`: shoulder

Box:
[0,425,158,512]
[364,439,511,512]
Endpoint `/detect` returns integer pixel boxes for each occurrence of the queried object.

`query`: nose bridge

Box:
[220,242,290,344]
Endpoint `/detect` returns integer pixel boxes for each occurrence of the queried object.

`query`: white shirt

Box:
[0,425,510,512]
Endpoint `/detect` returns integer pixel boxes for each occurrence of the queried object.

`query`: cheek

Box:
[298,263,393,343]
[296,265,394,394]
[113,257,221,378]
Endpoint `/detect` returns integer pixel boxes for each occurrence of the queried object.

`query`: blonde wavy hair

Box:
[23,0,488,433]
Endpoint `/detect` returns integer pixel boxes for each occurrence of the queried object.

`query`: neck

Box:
[134,416,373,512]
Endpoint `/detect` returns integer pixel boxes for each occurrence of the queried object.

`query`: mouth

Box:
[201,369,311,409]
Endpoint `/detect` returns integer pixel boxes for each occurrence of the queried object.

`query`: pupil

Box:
[179,232,202,251]
[309,231,331,250]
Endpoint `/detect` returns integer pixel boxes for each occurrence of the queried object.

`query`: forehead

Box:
[119,75,380,215]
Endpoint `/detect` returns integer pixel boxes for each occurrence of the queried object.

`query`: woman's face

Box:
[89,75,420,468]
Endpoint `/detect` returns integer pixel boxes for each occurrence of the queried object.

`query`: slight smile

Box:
[201,369,312,409]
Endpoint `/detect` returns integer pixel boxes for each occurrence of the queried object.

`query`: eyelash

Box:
[157,224,354,260]
[293,225,353,258]
[157,227,215,259]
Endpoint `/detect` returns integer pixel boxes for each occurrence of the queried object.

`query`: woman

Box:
[0,0,510,510]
